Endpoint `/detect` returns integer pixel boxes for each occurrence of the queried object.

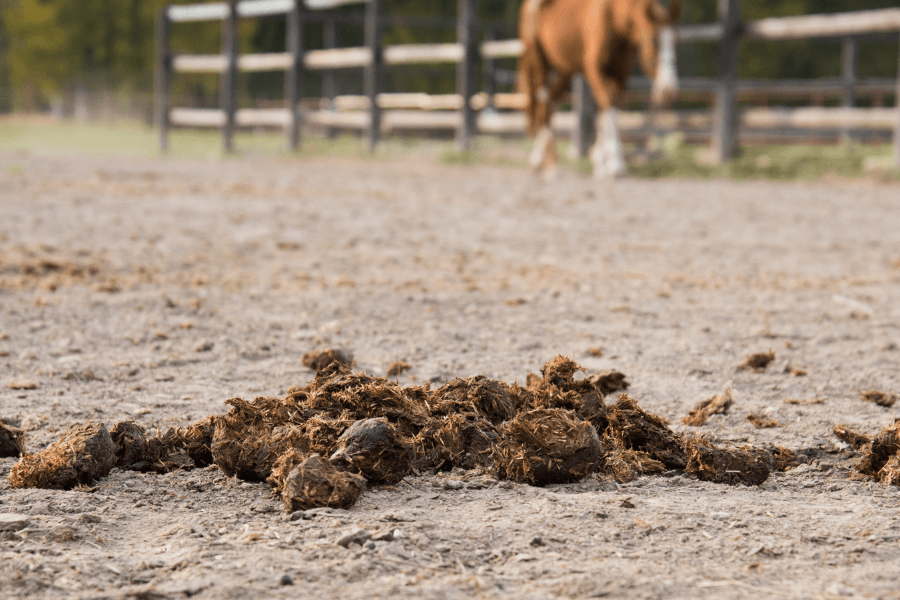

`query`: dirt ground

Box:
[1,149,900,599]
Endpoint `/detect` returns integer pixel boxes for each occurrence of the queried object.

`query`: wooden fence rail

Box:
[156,0,900,166]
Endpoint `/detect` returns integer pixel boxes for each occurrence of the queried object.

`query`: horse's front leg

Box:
[594,107,626,178]
[584,71,625,178]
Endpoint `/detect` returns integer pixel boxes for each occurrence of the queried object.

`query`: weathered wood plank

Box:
[384,44,464,64]
[747,8,900,40]
[221,1,238,152]
[155,9,171,153]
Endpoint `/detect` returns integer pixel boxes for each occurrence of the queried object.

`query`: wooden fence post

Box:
[365,0,384,153]
[286,0,304,151]
[713,0,740,163]
[323,15,338,138]
[222,0,238,153]
[572,75,596,159]
[894,34,900,167]
[456,0,478,151]
[483,26,497,112]
[155,8,171,153]
[841,36,857,141]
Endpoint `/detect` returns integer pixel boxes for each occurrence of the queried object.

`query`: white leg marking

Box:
[529,126,552,171]
[598,108,625,178]
[652,26,679,106]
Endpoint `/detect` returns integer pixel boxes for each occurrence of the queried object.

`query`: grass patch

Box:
[630,135,899,181]
[1,115,897,182]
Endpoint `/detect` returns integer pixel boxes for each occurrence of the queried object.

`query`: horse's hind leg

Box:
[527,72,571,179]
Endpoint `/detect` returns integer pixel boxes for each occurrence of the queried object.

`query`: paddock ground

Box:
[1,147,900,599]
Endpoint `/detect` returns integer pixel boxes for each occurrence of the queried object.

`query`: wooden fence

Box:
[155,0,900,166]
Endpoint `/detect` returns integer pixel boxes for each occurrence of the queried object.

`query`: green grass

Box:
[1,116,897,181]
[627,134,899,181]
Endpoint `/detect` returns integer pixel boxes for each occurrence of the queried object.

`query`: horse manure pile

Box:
[0,422,25,458]
[684,436,775,486]
[840,420,900,486]
[683,381,734,427]
[9,355,891,512]
[8,424,115,489]
[739,351,776,372]
[859,390,898,408]
[301,348,352,372]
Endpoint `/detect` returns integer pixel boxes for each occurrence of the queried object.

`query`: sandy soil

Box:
[1,150,900,599]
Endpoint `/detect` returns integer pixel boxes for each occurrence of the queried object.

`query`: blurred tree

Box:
[0,0,897,112]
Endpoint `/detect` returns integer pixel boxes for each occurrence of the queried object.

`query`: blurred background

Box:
[2,0,899,120]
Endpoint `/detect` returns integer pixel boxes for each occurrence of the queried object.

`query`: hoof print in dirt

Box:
[302,348,352,372]
[607,394,687,470]
[856,420,900,484]
[493,408,601,486]
[685,437,772,486]
[8,423,115,490]
[329,418,413,485]
[274,451,367,512]
[683,381,735,427]
[0,422,26,457]
[738,351,776,372]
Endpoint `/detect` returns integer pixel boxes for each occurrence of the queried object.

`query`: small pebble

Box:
[0,514,30,532]
[443,480,465,490]
[279,574,293,586]
[365,541,376,550]
[530,536,545,547]
[336,528,372,548]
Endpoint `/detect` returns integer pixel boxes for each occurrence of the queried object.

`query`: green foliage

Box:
[0,0,898,110]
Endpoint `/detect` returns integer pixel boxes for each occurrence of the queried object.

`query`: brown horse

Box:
[519,0,681,178]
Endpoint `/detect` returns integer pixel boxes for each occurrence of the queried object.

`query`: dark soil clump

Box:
[329,418,413,484]
[493,408,601,485]
[685,437,772,486]
[8,423,116,489]
[0,422,25,457]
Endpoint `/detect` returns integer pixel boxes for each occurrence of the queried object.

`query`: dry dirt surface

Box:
[2,150,900,600]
